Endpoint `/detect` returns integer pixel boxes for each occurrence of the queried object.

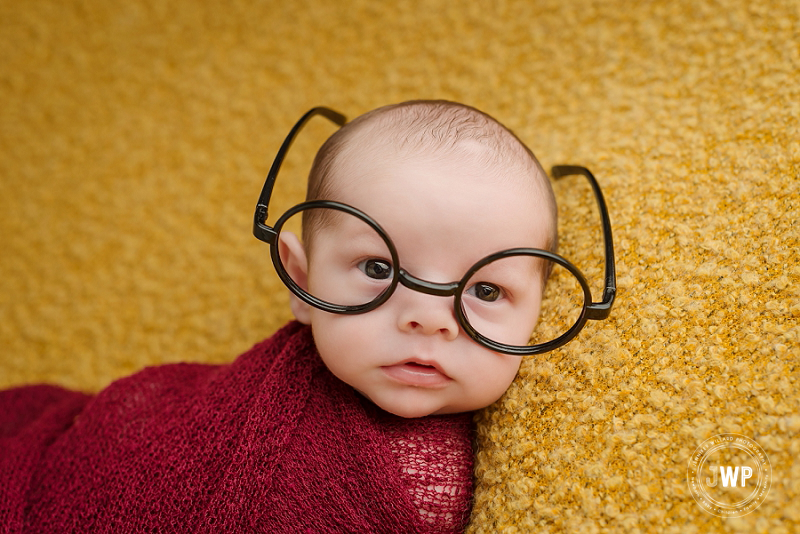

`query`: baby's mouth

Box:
[404,361,435,370]
[381,359,451,388]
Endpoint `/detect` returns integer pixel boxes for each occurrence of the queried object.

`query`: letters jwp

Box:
[705,466,753,488]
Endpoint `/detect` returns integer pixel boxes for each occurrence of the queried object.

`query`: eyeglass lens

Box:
[278,206,394,307]
[461,254,585,347]
[276,206,586,349]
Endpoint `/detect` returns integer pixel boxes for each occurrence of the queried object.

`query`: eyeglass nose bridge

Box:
[398,269,460,297]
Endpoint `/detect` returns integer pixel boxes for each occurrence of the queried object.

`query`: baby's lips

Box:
[381,360,452,388]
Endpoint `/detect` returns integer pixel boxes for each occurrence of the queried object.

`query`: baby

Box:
[254,100,561,527]
[270,100,558,419]
[1,101,573,533]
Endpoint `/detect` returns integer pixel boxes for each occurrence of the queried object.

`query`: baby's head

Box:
[278,100,557,417]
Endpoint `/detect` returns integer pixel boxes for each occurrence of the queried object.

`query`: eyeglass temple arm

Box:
[253,107,347,242]
[550,165,617,320]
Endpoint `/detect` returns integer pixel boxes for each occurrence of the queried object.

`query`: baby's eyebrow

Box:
[475,256,546,279]
[317,218,388,250]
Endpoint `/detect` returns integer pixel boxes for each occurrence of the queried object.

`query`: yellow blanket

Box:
[1,0,797,530]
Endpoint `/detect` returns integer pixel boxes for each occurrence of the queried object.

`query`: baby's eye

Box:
[358,259,394,280]
[466,282,502,302]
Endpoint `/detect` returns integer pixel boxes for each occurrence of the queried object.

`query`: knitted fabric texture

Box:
[0,322,474,533]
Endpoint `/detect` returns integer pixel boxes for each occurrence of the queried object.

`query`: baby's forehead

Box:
[330,144,553,245]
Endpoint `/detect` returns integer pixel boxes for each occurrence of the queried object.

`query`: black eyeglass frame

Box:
[253,107,617,356]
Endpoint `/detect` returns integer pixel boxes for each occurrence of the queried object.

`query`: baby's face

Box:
[284,142,553,417]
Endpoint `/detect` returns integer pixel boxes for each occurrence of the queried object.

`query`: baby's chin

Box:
[382,405,444,419]
[384,403,443,419]
[357,388,458,418]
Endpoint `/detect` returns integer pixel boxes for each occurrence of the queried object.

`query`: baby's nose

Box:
[395,287,459,341]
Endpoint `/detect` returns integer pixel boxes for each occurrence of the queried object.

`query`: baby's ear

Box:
[277,231,312,325]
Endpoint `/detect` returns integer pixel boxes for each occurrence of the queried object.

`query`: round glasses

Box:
[254,107,616,356]
[272,201,595,355]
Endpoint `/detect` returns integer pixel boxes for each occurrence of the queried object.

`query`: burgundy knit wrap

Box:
[0,321,474,533]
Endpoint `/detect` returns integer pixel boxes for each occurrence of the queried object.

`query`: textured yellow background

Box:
[1,0,797,531]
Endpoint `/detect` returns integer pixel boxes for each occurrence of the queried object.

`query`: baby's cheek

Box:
[473,355,522,405]
[325,313,373,341]
[310,313,378,364]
